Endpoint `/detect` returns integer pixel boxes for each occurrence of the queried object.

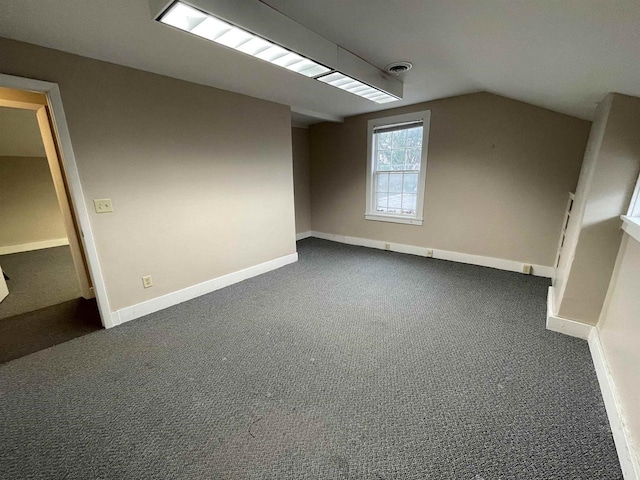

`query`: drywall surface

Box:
[292,127,311,234]
[557,93,640,324]
[309,92,590,267]
[0,156,67,247]
[0,37,296,312]
[598,233,640,468]
[0,107,45,157]
[553,95,613,313]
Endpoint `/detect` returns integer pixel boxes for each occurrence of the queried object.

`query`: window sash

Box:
[373,120,422,135]
[372,124,423,217]
[366,110,430,226]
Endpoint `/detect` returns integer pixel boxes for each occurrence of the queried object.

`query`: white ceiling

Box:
[1,0,639,124]
[0,107,45,157]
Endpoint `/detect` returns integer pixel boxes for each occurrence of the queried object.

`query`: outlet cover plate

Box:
[94,198,113,213]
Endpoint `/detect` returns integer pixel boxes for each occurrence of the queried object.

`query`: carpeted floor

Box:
[0,297,102,364]
[0,246,81,319]
[0,239,622,479]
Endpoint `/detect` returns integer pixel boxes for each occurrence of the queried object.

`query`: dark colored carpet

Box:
[0,239,622,479]
[0,297,102,364]
[0,246,81,319]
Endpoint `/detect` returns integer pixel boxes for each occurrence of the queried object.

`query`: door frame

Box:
[0,73,112,328]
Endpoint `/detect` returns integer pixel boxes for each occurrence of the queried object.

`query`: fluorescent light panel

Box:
[160,2,399,103]
[160,2,331,78]
[316,72,398,104]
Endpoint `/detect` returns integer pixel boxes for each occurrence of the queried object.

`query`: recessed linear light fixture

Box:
[316,72,397,104]
[157,1,399,104]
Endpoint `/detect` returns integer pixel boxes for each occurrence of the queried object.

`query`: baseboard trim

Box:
[589,329,640,480]
[296,231,312,241]
[0,238,69,255]
[309,231,554,278]
[545,286,593,340]
[110,252,298,328]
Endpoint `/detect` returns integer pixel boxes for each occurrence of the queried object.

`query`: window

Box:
[628,173,640,218]
[365,110,430,225]
[622,173,640,244]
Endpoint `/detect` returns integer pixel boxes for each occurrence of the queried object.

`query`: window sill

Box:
[365,214,423,226]
[621,215,640,244]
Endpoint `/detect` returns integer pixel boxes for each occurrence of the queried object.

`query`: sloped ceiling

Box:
[0,107,45,157]
[1,0,639,124]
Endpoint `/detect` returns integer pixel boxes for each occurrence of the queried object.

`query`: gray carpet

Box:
[0,246,81,319]
[0,298,102,364]
[0,239,622,479]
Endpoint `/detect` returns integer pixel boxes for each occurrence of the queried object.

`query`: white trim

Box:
[309,231,554,278]
[0,238,69,255]
[627,173,640,217]
[545,286,593,340]
[296,231,312,241]
[589,329,640,480]
[546,286,639,477]
[0,74,113,328]
[364,214,423,226]
[365,110,430,226]
[621,216,640,244]
[112,252,298,326]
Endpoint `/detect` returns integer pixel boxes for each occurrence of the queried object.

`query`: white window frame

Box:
[622,173,640,243]
[365,110,430,226]
[627,173,640,218]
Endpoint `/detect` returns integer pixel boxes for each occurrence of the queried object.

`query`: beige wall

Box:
[598,233,640,466]
[309,92,590,267]
[555,93,640,324]
[0,156,67,247]
[0,37,296,312]
[292,127,311,234]
[553,96,613,312]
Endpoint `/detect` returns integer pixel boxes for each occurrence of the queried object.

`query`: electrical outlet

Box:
[426,249,434,258]
[385,243,391,251]
[522,264,532,275]
[94,198,113,214]
[142,275,153,288]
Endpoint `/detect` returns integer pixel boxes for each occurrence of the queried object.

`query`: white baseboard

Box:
[545,286,593,340]
[309,231,554,278]
[546,287,637,477]
[110,252,298,328]
[0,238,69,255]
[296,231,312,241]
[589,329,640,480]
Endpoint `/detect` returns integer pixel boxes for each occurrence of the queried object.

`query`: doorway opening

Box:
[0,85,103,362]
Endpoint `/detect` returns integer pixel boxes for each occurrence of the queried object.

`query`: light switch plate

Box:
[94,198,113,213]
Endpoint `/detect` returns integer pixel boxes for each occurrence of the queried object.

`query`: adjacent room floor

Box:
[0,239,622,479]
[0,246,81,319]
[0,246,101,363]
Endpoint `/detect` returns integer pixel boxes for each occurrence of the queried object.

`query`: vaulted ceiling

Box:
[1,0,639,124]
[0,107,44,157]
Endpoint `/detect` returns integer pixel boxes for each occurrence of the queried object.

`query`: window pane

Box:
[389,173,403,193]
[406,127,422,147]
[402,193,417,213]
[406,148,421,170]
[403,173,418,193]
[392,129,407,149]
[375,193,389,212]
[387,193,402,213]
[377,150,391,171]
[377,131,392,150]
[376,172,389,192]
[391,149,406,170]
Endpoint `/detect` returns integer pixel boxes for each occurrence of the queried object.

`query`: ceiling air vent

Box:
[385,61,413,75]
